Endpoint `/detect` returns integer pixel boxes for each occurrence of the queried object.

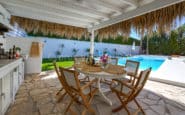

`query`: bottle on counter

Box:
[9,49,12,59]
[13,45,16,59]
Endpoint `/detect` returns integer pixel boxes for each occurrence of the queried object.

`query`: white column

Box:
[90,29,95,57]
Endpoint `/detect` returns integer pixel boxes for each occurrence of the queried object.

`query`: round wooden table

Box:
[75,63,126,106]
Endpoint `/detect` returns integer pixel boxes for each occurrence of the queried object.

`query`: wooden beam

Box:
[0,0,100,23]
[121,0,138,7]
[0,4,10,19]
[86,0,123,13]
[8,6,89,28]
[16,0,109,19]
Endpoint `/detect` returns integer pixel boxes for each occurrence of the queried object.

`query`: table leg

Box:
[96,78,112,106]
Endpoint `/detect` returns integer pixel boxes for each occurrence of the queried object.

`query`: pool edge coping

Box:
[149,76,185,88]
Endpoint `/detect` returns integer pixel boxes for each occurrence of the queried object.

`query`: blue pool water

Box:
[118,55,166,71]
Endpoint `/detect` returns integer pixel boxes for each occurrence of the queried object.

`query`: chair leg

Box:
[56,88,63,95]
[57,92,67,102]
[88,107,96,115]
[125,105,131,115]
[82,107,95,115]
[134,99,145,115]
[65,98,74,114]
[69,108,77,115]
[112,104,132,115]
[112,104,124,112]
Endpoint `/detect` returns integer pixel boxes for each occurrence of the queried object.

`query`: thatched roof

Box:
[96,1,185,40]
[11,1,185,40]
[10,16,89,39]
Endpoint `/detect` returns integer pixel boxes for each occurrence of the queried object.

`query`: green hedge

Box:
[28,32,140,45]
[42,57,74,63]
[142,28,185,55]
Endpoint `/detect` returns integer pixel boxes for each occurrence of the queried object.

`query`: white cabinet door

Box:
[13,68,19,99]
[0,79,2,115]
[18,63,24,84]
[1,73,12,115]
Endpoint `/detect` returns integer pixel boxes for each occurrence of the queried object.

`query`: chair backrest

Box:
[74,57,86,64]
[53,60,65,88]
[128,67,152,101]
[125,60,140,76]
[53,60,60,77]
[53,61,74,97]
[59,67,80,90]
[109,58,118,65]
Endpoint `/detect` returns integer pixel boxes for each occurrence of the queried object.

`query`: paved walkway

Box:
[5,71,185,115]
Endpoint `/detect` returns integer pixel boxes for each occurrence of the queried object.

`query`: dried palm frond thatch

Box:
[97,1,185,40]
[10,16,88,39]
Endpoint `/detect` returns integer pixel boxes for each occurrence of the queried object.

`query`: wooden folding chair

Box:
[53,60,67,102]
[59,67,98,115]
[109,58,118,65]
[110,67,152,115]
[124,60,140,85]
[101,57,119,85]
[74,57,90,82]
[74,57,86,64]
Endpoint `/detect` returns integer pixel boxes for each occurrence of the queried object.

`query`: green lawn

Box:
[42,61,74,71]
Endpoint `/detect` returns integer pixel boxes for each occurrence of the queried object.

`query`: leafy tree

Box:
[168,31,179,54]
[142,24,185,56]
[177,24,185,39]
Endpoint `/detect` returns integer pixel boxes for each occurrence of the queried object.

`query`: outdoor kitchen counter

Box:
[0,58,24,115]
[0,58,23,79]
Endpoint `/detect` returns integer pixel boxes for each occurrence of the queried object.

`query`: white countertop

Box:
[0,58,23,79]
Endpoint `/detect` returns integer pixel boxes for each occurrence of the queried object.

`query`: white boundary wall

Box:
[41,37,140,58]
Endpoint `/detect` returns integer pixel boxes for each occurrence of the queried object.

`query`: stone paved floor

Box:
[5,71,185,115]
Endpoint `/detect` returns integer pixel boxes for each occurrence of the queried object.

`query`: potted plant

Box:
[72,48,79,57]
[15,47,21,57]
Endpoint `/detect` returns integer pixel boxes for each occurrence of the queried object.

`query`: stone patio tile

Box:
[137,100,149,110]
[6,102,34,115]
[37,96,52,105]
[147,93,161,101]
[5,72,185,115]
[158,100,165,105]
[38,103,54,115]
[150,105,165,115]
[166,104,185,115]
[54,103,66,113]
[30,88,48,96]
[142,98,158,105]
[165,99,185,110]
[14,97,29,105]
[32,93,50,102]
[145,109,158,115]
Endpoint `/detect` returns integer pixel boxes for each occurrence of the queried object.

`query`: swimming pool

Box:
[118,55,166,71]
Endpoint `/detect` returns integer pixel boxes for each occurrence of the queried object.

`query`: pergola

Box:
[0,0,184,55]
